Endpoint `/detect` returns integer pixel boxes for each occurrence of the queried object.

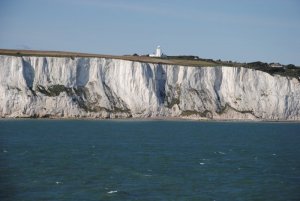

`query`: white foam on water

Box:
[214,151,226,155]
[107,190,118,194]
[144,174,152,177]
[3,149,8,153]
[55,181,62,185]
[199,162,205,165]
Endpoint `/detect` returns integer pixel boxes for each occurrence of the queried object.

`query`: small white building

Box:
[270,63,283,68]
[149,46,163,57]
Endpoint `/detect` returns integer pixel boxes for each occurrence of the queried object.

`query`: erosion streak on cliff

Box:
[0,55,299,120]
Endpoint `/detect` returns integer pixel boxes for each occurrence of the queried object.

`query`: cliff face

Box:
[0,55,299,120]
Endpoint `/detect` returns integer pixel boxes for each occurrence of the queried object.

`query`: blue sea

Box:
[0,120,300,201]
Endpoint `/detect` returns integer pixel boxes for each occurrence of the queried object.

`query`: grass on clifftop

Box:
[0,49,217,67]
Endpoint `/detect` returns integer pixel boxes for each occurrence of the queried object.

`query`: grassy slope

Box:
[0,49,217,67]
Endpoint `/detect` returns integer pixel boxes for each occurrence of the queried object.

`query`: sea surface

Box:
[0,120,299,201]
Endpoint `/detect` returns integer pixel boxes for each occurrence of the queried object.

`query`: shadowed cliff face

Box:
[0,55,300,120]
[21,58,35,88]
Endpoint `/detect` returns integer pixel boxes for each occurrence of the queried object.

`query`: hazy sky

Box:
[0,0,299,65]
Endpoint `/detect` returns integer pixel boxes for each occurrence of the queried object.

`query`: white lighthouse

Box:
[149,45,163,57]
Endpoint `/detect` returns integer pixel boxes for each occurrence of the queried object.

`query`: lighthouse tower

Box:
[155,46,162,57]
[150,45,163,57]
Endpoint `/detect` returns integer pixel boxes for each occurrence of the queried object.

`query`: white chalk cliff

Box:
[0,55,299,120]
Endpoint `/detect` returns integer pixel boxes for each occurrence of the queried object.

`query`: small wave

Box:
[144,174,152,177]
[55,181,63,185]
[199,162,205,165]
[107,190,118,194]
[215,151,226,155]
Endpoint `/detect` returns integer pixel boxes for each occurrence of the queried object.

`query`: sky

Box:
[0,0,300,65]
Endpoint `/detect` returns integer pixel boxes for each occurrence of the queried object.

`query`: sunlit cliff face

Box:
[1,55,299,120]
